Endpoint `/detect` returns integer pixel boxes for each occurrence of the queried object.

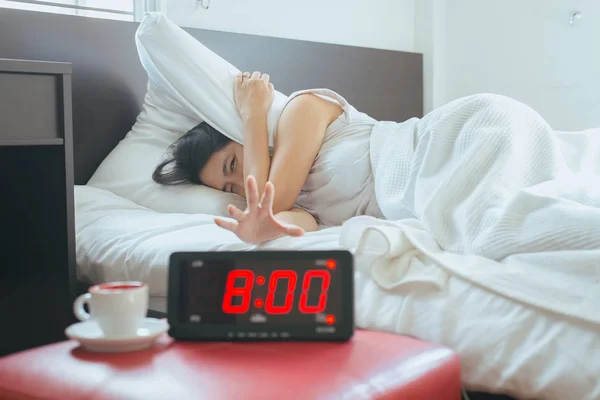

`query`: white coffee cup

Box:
[73,281,149,337]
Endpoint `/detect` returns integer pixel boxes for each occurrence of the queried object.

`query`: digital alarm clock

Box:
[167,251,354,341]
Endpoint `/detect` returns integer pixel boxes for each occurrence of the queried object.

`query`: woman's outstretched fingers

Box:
[228,204,246,221]
[260,182,275,213]
[214,217,238,232]
[246,175,259,211]
[286,224,305,237]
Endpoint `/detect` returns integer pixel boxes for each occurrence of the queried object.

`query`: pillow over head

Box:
[87,12,290,215]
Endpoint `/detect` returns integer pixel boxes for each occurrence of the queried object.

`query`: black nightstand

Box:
[0,58,77,356]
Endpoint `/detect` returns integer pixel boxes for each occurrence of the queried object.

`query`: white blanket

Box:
[349,93,600,326]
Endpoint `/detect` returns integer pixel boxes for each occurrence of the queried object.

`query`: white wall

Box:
[414,0,447,114]
[162,0,415,52]
[421,0,600,130]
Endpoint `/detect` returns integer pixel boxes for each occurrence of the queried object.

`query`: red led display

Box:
[265,270,297,314]
[221,270,254,314]
[299,270,330,314]
[222,269,332,316]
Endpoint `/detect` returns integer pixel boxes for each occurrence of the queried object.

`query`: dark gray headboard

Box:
[0,8,423,184]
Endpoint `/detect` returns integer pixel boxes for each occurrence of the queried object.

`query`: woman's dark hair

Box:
[152,121,231,186]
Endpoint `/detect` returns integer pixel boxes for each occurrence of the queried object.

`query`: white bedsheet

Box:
[75,185,343,297]
[75,185,600,400]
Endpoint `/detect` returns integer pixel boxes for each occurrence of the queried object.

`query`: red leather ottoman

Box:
[0,330,461,400]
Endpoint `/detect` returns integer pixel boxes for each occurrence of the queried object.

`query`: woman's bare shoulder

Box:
[280,92,343,126]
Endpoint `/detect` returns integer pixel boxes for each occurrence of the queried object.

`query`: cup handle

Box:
[73,293,92,321]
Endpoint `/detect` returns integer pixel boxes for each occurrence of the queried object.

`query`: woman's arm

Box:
[275,208,318,233]
[235,71,273,196]
[214,92,337,242]
[225,73,342,243]
[268,93,342,214]
[241,115,270,195]
[235,72,342,214]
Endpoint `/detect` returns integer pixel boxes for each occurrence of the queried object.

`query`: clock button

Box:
[259,332,268,338]
[248,332,257,338]
[316,326,336,334]
[237,332,246,338]
[227,332,235,338]
[270,332,278,338]
[280,332,290,338]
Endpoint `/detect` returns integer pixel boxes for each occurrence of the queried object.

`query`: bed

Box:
[74,184,600,400]
[3,8,599,400]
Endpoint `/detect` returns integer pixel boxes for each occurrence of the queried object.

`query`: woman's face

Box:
[199,141,246,198]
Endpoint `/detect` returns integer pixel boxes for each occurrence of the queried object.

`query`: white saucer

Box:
[65,317,169,353]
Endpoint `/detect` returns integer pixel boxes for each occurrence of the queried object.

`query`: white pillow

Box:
[87,12,290,215]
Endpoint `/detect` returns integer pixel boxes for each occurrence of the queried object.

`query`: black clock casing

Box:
[167,251,354,342]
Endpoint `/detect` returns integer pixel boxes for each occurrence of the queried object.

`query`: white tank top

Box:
[282,89,384,227]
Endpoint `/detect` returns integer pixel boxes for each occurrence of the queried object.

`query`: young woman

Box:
[154,70,380,244]
[153,71,600,261]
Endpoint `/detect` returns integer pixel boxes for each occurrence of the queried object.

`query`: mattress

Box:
[75,185,600,400]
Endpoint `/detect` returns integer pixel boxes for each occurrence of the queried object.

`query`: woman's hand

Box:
[234,71,274,123]
[214,175,304,245]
